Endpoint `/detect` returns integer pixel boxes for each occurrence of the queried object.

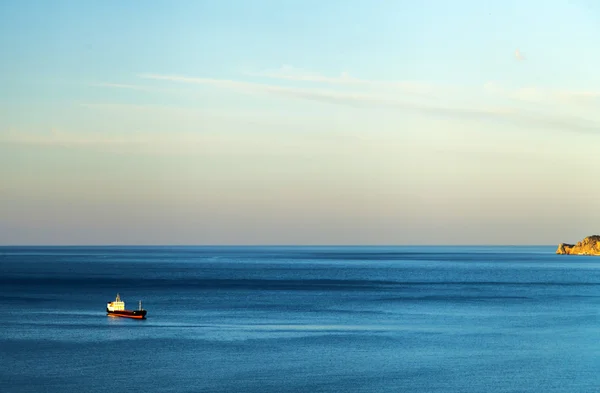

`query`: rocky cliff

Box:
[556,235,600,256]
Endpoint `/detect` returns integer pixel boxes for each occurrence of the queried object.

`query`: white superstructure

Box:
[107,293,125,312]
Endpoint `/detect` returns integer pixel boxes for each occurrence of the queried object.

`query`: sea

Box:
[1,246,600,393]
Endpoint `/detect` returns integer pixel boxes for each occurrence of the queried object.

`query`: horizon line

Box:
[0,244,558,247]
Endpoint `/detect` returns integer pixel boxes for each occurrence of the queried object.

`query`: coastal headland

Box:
[556,235,600,256]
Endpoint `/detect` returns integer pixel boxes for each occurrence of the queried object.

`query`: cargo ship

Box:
[106,293,147,319]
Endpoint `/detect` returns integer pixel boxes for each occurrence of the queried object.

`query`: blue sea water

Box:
[1,246,600,392]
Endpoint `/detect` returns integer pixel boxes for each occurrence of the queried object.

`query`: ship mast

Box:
[139,300,142,310]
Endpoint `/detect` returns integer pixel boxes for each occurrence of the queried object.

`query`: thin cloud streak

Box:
[485,82,600,106]
[138,73,600,134]
[246,66,357,84]
[0,127,370,157]
[138,73,401,107]
[0,128,143,148]
[88,82,157,92]
[244,65,433,95]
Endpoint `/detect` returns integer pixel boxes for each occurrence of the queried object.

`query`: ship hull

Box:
[106,309,147,319]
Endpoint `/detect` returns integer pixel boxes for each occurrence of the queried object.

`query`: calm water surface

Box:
[1,246,600,392]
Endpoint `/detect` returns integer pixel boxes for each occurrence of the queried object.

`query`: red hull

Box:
[107,313,145,319]
[106,309,147,319]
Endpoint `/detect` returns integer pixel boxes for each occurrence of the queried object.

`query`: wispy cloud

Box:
[137,72,600,134]
[0,127,225,155]
[88,82,158,92]
[0,126,365,157]
[80,67,600,137]
[0,128,141,148]
[79,102,196,114]
[244,65,434,95]
[138,73,509,117]
[485,82,600,106]
[246,65,357,84]
[138,73,403,107]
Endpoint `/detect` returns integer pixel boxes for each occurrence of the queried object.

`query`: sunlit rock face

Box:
[556,235,600,256]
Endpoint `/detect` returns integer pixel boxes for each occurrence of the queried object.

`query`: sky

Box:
[1,0,599,245]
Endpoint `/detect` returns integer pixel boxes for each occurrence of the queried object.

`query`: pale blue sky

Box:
[1,0,599,245]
